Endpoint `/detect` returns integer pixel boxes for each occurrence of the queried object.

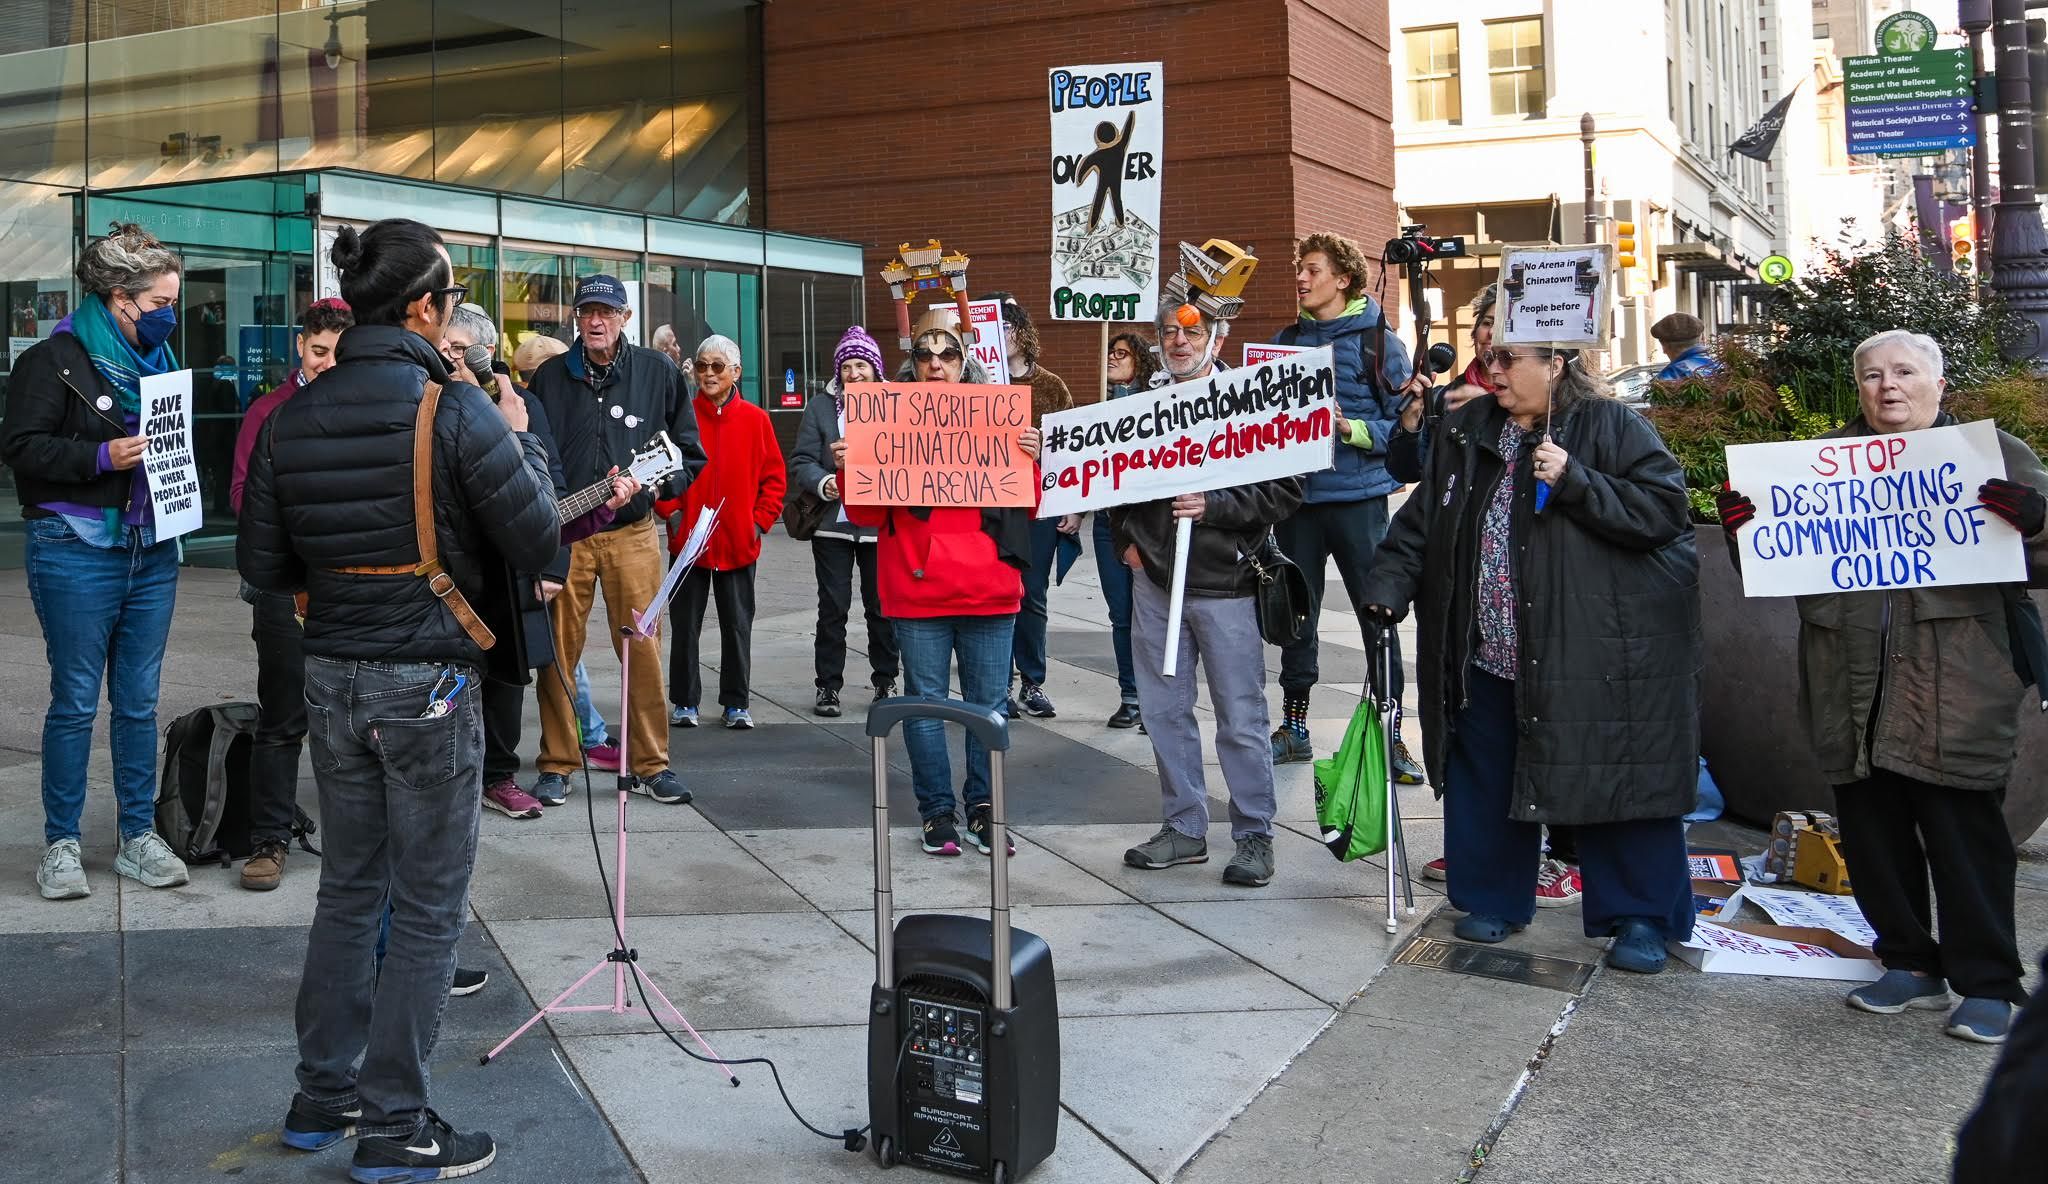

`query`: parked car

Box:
[1606,362,1662,405]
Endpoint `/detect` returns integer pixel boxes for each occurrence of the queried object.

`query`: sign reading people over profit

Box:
[1724,420,2027,597]
[1048,62,1164,323]
[1496,243,1613,349]
[841,382,1036,508]
[1036,346,1337,517]
[139,369,204,540]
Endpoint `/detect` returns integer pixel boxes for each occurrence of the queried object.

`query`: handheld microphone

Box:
[463,343,493,382]
[1422,342,1457,379]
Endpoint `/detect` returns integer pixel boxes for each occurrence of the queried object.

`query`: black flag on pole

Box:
[1729,81,1802,161]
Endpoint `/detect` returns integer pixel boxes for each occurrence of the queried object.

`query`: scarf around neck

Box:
[65,292,178,534]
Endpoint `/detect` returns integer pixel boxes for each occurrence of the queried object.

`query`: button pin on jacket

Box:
[610,404,624,418]
[625,414,640,429]
[96,396,113,411]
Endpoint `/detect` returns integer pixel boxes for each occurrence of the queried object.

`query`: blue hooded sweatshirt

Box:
[1274,296,1414,503]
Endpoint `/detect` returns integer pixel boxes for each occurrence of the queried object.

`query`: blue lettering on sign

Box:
[1049,69,1155,112]
[1747,461,1984,590]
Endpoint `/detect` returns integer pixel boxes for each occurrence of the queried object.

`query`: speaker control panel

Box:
[904,996,984,1105]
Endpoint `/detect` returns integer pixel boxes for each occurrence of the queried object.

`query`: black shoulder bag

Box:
[1246,531,1311,646]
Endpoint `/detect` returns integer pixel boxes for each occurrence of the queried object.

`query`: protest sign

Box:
[1674,920,1883,982]
[841,382,1035,508]
[1737,886,1879,949]
[1243,342,1306,368]
[1049,62,1164,323]
[1724,420,2025,597]
[1036,347,1337,518]
[139,370,203,540]
[1496,243,1612,348]
[965,299,1011,385]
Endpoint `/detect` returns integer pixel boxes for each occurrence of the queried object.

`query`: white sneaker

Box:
[37,839,90,900]
[114,832,189,889]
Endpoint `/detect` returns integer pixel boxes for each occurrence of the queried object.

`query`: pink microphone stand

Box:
[483,513,735,1083]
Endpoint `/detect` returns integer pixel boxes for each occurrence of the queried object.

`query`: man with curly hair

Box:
[1267,233,1422,784]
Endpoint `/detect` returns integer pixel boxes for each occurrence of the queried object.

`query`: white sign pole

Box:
[1162,517,1192,677]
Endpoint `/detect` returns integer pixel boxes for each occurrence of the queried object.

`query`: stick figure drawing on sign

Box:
[1080,110,1136,233]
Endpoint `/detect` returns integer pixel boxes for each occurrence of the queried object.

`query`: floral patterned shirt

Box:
[1474,418,1524,680]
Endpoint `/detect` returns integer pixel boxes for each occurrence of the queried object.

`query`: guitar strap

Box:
[329,380,498,651]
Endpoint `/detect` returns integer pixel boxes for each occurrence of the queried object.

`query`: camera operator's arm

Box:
[1386,372,1430,485]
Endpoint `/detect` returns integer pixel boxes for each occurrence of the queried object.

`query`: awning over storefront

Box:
[1659,239,1753,282]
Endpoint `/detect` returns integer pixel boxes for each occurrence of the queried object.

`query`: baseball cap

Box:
[573,274,629,310]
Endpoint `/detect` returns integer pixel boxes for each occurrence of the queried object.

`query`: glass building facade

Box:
[0,2,862,567]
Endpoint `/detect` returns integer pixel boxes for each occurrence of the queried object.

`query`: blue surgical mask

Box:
[125,300,177,350]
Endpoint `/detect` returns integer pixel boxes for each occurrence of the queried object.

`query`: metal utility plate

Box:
[1393,937,1596,994]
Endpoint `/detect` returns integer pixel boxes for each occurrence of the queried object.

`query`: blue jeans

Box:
[295,657,484,1137]
[1011,518,1061,686]
[1090,514,1137,704]
[24,517,179,845]
[572,659,609,747]
[896,615,1014,821]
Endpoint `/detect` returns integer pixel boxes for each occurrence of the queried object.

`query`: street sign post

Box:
[1842,48,1975,157]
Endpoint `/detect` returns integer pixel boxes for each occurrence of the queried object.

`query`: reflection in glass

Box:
[434,0,565,199]
[279,0,435,179]
[503,248,570,365]
[0,6,88,186]
[0,179,83,552]
[88,1,282,187]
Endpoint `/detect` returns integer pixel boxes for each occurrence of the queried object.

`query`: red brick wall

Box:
[763,0,1399,401]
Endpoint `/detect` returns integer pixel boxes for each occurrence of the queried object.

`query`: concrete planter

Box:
[1695,525,2048,844]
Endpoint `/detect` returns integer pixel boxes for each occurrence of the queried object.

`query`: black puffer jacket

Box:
[1109,476,1303,598]
[237,325,561,665]
[1358,393,1702,825]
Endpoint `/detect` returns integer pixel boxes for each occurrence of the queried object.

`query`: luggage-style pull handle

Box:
[866,695,1017,1010]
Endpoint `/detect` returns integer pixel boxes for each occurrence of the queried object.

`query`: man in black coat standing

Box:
[239,219,561,1181]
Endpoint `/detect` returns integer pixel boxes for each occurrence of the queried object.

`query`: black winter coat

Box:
[237,326,561,666]
[1358,394,1702,825]
[0,332,138,515]
[1109,476,1303,598]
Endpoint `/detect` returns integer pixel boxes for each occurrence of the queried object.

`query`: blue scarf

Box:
[66,293,178,532]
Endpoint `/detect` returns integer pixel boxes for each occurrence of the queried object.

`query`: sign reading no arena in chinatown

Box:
[1035,347,1337,518]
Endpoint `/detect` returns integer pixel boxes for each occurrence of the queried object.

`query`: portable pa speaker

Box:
[863,698,1060,1182]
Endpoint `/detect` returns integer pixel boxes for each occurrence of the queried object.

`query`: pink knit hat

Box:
[833,324,885,379]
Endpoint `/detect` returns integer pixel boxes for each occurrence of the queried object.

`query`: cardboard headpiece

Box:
[879,238,973,351]
[1161,238,1258,326]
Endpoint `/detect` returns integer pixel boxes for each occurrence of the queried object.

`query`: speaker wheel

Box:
[992,1162,1007,1184]
[875,1135,895,1169]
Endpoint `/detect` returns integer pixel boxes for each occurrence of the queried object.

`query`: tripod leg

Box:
[482,958,612,1064]
[633,963,741,1085]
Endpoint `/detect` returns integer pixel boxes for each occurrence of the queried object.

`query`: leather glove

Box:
[1716,486,1756,536]
[1979,478,2046,537]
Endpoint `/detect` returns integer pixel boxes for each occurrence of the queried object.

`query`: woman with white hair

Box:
[654,333,785,729]
[1720,329,2048,1043]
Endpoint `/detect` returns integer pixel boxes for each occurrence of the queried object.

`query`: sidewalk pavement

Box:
[1,530,2034,1183]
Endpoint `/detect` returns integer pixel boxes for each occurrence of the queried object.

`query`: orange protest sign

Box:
[841,382,1035,507]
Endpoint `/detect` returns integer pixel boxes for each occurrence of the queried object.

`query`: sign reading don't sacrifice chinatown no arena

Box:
[1036,346,1337,517]
[1724,420,2026,597]
[840,382,1036,508]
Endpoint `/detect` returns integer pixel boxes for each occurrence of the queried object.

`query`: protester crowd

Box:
[4,219,2044,1180]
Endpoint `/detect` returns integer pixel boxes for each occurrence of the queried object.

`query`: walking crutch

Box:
[1373,618,1416,933]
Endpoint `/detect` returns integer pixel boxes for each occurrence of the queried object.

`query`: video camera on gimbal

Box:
[1383,224,1467,268]
[1381,226,1467,432]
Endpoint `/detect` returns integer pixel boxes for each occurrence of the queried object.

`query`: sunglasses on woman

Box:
[912,346,963,364]
[1482,348,1543,369]
[693,358,729,374]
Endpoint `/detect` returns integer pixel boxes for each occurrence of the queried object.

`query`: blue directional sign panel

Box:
[1843,50,1976,158]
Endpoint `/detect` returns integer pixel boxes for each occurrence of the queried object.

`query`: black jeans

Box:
[812,537,898,692]
[250,592,308,846]
[1833,768,2025,1002]
[480,675,526,786]
[1275,498,1403,706]
[670,564,756,709]
[295,657,483,1136]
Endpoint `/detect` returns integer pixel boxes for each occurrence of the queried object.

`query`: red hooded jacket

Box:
[654,391,786,570]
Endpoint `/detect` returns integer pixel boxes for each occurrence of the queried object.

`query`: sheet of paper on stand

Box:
[638,503,721,634]
[1738,885,1879,948]
[1673,920,1885,981]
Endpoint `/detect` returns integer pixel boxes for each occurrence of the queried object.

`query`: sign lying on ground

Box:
[1495,243,1612,349]
[1035,346,1336,517]
[1675,921,1884,981]
[1048,62,1164,323]
[1842,49,1975,158]
[139,369,203,540]
[840,382,1035,508]
[1724,420,2025,597]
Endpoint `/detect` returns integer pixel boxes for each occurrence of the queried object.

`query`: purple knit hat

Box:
[833,325,885,379]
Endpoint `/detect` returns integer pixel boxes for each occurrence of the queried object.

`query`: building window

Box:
[1486,18,1545,119]
[1404,26,1463,124]
[1815,22,1829,38]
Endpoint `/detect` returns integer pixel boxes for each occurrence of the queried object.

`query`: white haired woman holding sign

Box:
[1719,329,2048,1043]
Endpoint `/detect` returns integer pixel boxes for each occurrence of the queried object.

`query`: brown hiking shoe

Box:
[241,841,286,892]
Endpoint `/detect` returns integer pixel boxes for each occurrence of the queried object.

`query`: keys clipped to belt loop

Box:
[421,666,469,719]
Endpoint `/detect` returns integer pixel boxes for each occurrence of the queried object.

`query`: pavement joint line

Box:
[1455,965,1605,1183]
[1057,1099,1167,1184]
[1167,1007,1346,1182]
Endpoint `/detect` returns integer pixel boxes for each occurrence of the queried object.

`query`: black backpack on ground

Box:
[156,702,319,867]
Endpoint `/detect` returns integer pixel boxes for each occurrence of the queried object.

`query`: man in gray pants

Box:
[1108,262,1304,887]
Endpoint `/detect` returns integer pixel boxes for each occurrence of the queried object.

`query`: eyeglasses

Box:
[1159,324,1210,342]
[1483,349,1542,369]
[424,284,468,304]
[576,304,625,321]
[1107,347,1134,361]
[912,346,963,364]
[693,358,730,374]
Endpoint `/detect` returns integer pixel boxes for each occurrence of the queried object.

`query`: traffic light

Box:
[1951,216,1975,276]
[1615,220,1638,269]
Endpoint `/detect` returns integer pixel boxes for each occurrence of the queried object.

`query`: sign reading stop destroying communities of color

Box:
[1496,243,1613,349]
[1243,342,1307,368]
[1724,420,2025,598]
[139,369,203,540]
[840,382,1036,508]
[1035,346,1337,518]
[1048,61,1164,324]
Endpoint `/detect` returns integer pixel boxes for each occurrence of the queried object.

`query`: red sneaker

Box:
[482,779,543,820]
[1535,858,1583,907]
[1422,857,1448,882]
[584,741,621,772]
